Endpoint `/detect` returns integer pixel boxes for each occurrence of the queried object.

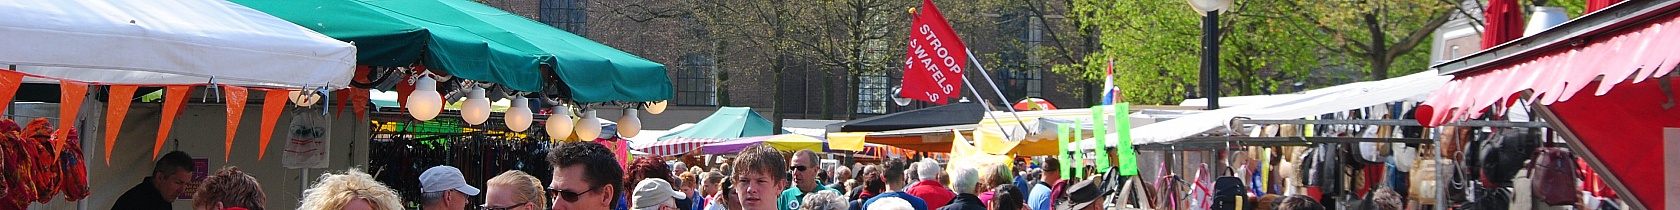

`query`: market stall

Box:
[826,102,984,152]
[1415,0,1680,208]
[0,0,363,209]
[638,107,777,156]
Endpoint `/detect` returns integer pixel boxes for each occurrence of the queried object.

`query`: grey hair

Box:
[916,159,942,181]
[798,190,849,210]
[947,166,979,194]
[420,191,447,205]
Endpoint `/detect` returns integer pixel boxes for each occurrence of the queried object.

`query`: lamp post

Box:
[1187,0,1232,110]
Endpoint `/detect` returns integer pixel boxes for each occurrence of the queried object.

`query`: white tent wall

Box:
[13,99,369,210]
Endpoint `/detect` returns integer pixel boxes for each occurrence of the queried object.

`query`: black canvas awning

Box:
[827,102,985,132]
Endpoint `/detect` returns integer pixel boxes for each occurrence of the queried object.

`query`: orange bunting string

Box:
[258,90,288,160]
[222,85,247,161]
[0,70,23,114]
[55,81,88,158]
[103,85,138,165]
[152,86,190,159]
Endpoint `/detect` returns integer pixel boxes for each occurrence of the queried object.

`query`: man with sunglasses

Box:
[778,149,837,210]
[547,142,626,210]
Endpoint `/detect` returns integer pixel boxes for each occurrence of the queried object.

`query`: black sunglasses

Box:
[480,202,528,210]
[548,185,602,203]
[790,165,809,172]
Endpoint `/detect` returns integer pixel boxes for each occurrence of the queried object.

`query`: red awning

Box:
[1417,11,1680,127]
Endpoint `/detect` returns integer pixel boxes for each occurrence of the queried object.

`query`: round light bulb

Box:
[546,105,574,140]
[505,96,533,132]
[289,90,323,107]
[461,87,491,125]
[575,109,601,140]
[407,77,443,121]
[618,108,641,138]
[891,86,912,106]
[647,101,668,115]
[1187,0,1234,14]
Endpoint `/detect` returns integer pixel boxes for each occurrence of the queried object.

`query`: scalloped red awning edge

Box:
[1417,12,1680,127]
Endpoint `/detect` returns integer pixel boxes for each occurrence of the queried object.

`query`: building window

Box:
[676,54,716,106]
[1449,45,1460,59]
[856,72,889,114]
[540,0,587,35]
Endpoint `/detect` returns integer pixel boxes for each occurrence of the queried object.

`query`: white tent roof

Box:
[0,0,355,89]
[1088,70,1452,147]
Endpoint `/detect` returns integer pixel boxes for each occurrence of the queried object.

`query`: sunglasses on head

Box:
[547,185,602,203]
[479,202,528,210]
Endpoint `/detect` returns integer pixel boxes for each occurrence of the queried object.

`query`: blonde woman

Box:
[298,169,403,210]
[974,164,1013,207]
[484,170,548,210]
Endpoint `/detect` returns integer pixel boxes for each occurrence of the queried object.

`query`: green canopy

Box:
[658,107,778,141]
[234,0,672,103]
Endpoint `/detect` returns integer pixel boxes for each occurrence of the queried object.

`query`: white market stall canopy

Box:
[0,0,355,89]
[1104,70,1451,147]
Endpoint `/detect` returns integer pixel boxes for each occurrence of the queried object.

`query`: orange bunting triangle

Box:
[258,90,289,160]
[334,89,349,119]
[153,86,191,159]
[55,81,88,158]
[0,70,23,115]
[222,85,247,161]
[104,85,138,165]
[350,88,370,122]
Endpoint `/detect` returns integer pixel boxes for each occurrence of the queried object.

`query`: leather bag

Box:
[1529,147,1579,206]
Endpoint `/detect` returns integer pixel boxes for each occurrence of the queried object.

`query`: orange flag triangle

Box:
[55,81,88,158]
[0,70,23,114]
[259,90,288,160]
[222,85,248,161]
[104,85,138,165]
[153,86,191,159]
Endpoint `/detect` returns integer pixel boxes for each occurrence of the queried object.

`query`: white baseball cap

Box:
[419,166,481,196]
[631,179,687,210]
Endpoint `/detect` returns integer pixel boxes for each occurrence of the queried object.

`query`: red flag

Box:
[0,70,23,114]
[899,0,969,104]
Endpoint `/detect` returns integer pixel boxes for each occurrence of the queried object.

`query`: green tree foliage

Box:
[1062,0,1459,105]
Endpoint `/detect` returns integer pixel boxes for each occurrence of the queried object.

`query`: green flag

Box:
[1057,123,1071,180]
[1092,106,1109,173]
[1113,103,1138,176]
[1072,119,1083,178]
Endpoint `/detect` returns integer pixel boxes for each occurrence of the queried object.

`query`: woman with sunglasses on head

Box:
[484,170,547,210]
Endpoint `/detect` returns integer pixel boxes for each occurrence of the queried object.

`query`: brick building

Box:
[478,0,1097,129]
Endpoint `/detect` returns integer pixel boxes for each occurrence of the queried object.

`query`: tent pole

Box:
[960,68,1013,141]
[1534,104,1646,210]
[964,49,1034,136]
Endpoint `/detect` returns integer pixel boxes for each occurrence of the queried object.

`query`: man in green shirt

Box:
[778,149,838,210]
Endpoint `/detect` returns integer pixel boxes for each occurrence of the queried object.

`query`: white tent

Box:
[1081,70,1452,147]
[0,0,355,88]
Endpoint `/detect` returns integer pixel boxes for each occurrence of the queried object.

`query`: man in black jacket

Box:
[113,151,196,210]
[937,166,984,210]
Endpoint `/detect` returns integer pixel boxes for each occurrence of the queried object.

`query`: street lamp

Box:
[1188,0,1232,109]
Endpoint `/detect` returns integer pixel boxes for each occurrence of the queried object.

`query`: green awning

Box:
[658,107,778,141]
[233,0,672,103]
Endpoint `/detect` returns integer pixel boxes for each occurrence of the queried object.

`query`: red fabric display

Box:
[59,127,87,202]
[24,118,60,203]
[0,119,34,208]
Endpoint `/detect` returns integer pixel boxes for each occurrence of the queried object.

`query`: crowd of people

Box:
[108,142,1401,210]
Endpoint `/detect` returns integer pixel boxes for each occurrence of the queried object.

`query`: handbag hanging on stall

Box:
[1528,147,1579,206]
